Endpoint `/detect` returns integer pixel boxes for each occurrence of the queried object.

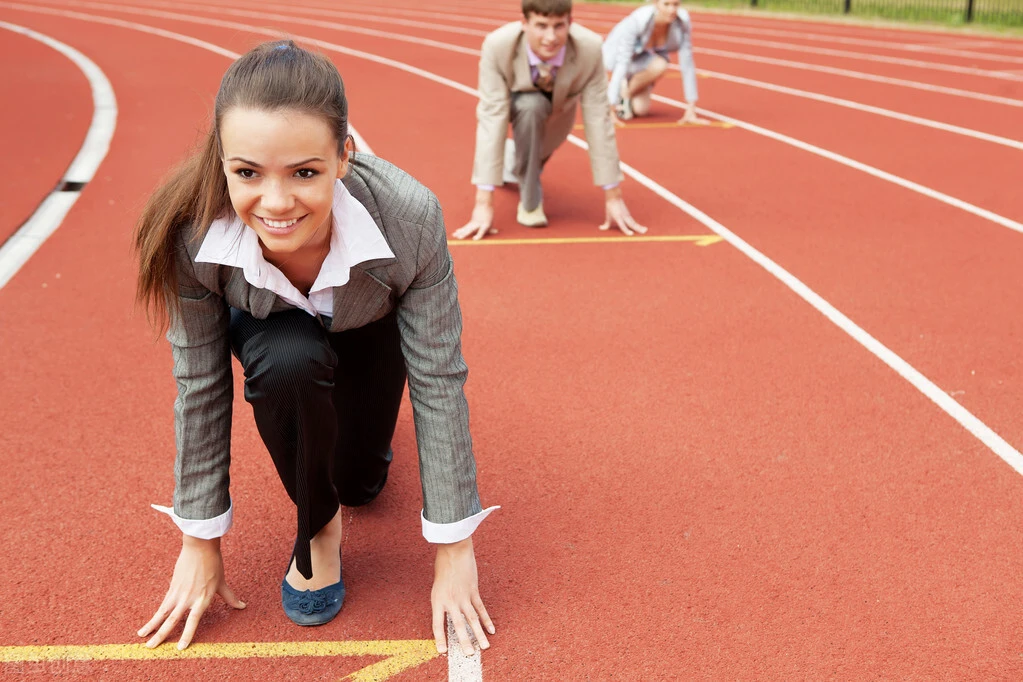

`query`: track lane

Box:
[43,0,1023,138]
[28,0,1023,464]
[61,0,1023,224]
[345,0,1023,98]
[0,23,90,243]
[123,1,1023,464]
[0,12,457,680]
[3,3,1023,680]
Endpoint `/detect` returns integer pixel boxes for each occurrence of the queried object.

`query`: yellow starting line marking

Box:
[449,234,723,246]
[575,121,734,130]
[0,640,438,682]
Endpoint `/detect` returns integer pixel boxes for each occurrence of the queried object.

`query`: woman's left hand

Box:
[431,537,495,656]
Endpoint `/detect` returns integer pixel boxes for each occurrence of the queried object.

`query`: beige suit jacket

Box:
[471,21,623,188]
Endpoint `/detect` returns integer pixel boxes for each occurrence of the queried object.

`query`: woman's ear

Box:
[337,136,356,179]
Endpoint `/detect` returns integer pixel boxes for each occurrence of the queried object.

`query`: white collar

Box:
[195,179,395,310]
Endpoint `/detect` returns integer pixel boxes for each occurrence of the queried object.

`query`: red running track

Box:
[1,1,1022,679]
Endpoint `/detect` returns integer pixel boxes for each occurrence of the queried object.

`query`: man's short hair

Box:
[522,0,572,18]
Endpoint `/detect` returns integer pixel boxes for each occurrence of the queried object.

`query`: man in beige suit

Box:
[453,0,647,240]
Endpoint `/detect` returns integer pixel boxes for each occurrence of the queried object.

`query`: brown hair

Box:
[522,0,572,18]
[133,40,349,330]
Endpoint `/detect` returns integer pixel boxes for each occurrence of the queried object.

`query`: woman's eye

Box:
[296,169,319,179]
[235,168,256,179]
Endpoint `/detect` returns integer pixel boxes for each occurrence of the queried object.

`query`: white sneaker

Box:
[502,138,518,185]
[617,97,634,121]
[618,80,634,121]
[517,202,548,227]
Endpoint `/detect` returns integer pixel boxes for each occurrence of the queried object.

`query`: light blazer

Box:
[471,21,624,188]
[167,153,481,528]
[602,5,698,106]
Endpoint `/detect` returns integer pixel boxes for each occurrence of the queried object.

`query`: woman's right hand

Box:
[137,535,246,650]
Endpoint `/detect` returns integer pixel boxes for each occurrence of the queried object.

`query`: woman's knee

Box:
[631,90,653,116]
[650,56,669,77]
[235,314,336,396]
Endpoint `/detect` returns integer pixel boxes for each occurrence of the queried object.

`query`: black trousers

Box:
[229,308,407,580]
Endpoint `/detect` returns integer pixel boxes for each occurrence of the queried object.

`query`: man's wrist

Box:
[474,187,494,206]
[604,185,623,201]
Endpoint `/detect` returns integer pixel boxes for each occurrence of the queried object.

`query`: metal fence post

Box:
[844,0,852,13]
[965,0,975,21]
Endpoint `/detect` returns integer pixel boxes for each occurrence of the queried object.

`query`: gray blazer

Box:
[166,153,482,527]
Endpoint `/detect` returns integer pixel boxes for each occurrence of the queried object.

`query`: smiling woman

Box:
[132,40,497,657]
[221,108,346,291]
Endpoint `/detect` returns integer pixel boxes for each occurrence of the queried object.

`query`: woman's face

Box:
[654,0,681,23]
[220,107,350,256]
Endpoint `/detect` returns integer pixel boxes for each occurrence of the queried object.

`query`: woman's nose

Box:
[260,182,294,213]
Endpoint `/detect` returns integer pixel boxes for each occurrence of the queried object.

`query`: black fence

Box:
[747,0,1023,24]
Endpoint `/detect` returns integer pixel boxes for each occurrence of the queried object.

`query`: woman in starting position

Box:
[133,40,497,655]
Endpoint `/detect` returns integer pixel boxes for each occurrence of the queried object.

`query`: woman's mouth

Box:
[257,215,304,235]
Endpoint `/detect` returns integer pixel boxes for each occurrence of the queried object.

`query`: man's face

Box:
[522,13,571,61]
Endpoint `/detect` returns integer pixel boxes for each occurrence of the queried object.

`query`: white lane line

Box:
[446,617,482,682]
[0,4,376,166]
[50,0,483,55]
[61,0,1023,118]
[690,20,1023,65]
[0,20,117,290]
[35,0,1023,232]
[50,0,1023,115]
[693,46,1023,108]
[28,0,1023,478]
[292,0,1023,73]
[653,92,1023,234]
[204,0,1023,108]
[697,32,1023,82]
[10,2,1023,480]
[692,67,1023,150]
[61,0,1023,108]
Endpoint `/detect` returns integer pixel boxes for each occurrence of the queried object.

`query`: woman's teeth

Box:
[262,217,299,228]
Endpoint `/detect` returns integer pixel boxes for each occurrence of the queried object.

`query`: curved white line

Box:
[693,67,1023,150]
[0,20,117,289]
[698,32,1023,82]
[274,0,1023,81]
[693,20,1023,65]
[0,6,376,153]
[6,2,1023,477]
[50,0,483,55]
[693,46,1023,108]
[667,93,1023,233]
[14,0,1023,474]
[143,0,1023,108]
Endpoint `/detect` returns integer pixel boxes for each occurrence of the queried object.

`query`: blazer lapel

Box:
[343,156,382,228]
[551,38,577,111]
[330,265,393,331]
[512,33,533,92]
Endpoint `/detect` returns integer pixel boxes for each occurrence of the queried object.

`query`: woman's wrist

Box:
[182,534,221,551]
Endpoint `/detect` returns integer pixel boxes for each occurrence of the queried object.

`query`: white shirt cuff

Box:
[421,506,499,544]
[151,500,233,539]
[601,182,620,191]
[475,184,495,192]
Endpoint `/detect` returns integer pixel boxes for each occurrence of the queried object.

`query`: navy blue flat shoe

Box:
[281,572,345,626]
